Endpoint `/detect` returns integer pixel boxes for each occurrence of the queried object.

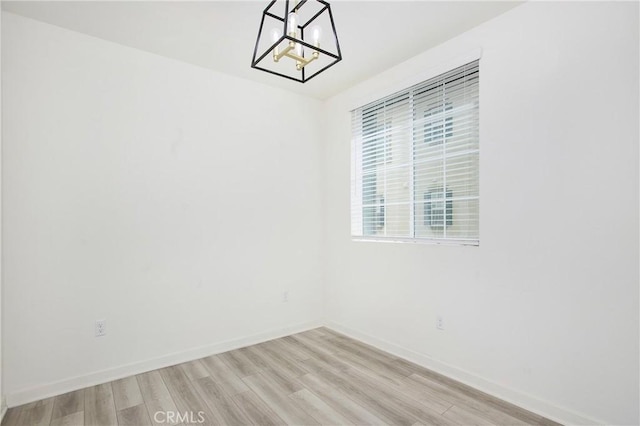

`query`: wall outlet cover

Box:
[95,319,106,337]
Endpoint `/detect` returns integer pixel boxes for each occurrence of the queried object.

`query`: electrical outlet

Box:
[95,319,106,337]
[436,315,444,330]
[282,291,289,303]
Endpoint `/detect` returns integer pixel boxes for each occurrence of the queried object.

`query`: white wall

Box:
[323,2,639,425]
[2,12,324,404]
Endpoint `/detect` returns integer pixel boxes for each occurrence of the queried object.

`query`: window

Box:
[351,60,479,245]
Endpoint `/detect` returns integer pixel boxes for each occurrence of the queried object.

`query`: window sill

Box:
[351,236,479,247]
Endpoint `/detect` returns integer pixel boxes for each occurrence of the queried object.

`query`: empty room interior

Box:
[0,0,639,425]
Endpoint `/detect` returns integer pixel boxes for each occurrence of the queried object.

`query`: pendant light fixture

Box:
[251,0,342,83]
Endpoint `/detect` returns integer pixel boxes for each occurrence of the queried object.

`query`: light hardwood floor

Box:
[1,328,560,426]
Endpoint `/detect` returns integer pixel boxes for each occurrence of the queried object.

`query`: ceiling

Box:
[2,1,521,99]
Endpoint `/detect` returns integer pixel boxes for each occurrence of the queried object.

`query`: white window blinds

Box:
[351,60,479,245]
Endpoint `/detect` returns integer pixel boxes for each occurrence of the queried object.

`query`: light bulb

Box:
[311,25,322,47]
[287,12,299,37]
[295,42,304,57]
[270,28,281,43]
[270,27,282,61]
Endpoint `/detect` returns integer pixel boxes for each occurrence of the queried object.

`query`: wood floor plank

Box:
[232,391,285,426]
[298,355,345,376]
[112,376,144,411]
[242,372,319,425]
[14,397,53,426]
[333,347,409,387]
[144,397,179,426]
[117,403,152,426]
[259,368,304,395]
[443,405,497,426]
[296,330,336,350]
[239,345,272,370]
[251,342,308,379]
[297,372,388,426]
[291,333,336,357]
[396,373,455,414]
[199,355,250,396]
[179,360,210,382]
[316,365,457,426]
[158,366,216,426]
[84,383,117,426]
[49,411,84,426]
[397,359,558,426]
[321,330,373,348]
[332,347,452,415]
[219,349,261,377]
[279,336,319,360]
[1,407,23,426]
[407,374,530,426]
[158,365,192,391]
[289,388,355,425]
[329,335,411,372]
[270,337,312,362]
[52,390,84,420]
[137,371,181,426]
[261,339,310,369]
[340,367,457,425]
[192,376,251,426]
[287,336,350,372]
[311,366,410,425]
[284,334,334,358]
[137,371,173,402]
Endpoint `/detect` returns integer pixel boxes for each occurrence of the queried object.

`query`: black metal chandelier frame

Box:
[251,0,342,83]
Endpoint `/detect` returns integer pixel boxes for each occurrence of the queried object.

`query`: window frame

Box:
[350,60,480,247]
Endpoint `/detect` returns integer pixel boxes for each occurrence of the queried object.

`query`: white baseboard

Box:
[6,320,322,407]
[325,321,605,426]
